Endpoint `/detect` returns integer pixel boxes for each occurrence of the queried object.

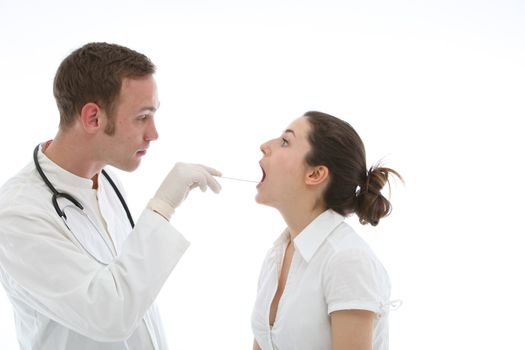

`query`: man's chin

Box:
[113,160,141,173]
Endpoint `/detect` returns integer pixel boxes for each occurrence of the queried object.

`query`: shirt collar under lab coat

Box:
[273,209,346,263]
[37,143,95,190]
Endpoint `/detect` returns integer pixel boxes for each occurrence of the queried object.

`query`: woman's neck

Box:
[280,206,326,240]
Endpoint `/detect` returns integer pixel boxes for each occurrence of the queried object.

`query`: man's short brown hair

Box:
[53,42,156,130]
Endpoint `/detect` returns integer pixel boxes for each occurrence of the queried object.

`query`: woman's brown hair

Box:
[304,111,402,226]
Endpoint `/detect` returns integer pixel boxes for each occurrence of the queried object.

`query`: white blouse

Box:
[251,210,392,350]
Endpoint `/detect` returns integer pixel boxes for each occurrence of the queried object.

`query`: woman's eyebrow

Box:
[284,129,296,137]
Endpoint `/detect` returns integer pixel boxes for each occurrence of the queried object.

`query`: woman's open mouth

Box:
[258,163,266,186]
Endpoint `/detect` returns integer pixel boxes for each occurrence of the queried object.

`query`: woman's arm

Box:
[330,309,375,350]
[253,338,262,350]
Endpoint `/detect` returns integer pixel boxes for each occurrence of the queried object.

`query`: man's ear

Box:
[79,102,103,134]
[305,165,329,186]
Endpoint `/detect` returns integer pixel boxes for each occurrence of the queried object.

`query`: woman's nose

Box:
[260,141,270,156]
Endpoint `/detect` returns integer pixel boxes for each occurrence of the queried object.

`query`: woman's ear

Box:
[305,165,329,186]
[79,102,102,134]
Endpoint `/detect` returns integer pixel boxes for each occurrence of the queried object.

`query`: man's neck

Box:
[44,131,103,183]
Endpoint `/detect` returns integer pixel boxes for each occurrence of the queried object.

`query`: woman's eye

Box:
[281,138,289,146]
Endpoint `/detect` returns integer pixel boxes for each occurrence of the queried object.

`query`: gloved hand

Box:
[147,162,222,220]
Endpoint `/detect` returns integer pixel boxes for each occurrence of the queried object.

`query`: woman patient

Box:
[251,111,402,350]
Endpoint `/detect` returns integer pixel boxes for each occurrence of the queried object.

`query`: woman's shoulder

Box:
[323,222,391,292]
[324,221,388,273]
[326,221,374,255]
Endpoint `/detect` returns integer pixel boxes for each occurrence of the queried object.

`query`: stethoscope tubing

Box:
[33,144,134,227]
[32,143,135,264]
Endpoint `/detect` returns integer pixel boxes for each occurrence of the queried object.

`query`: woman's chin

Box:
[255,192,270,206]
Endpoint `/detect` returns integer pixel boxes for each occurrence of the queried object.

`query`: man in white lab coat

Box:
[0,42,221,349]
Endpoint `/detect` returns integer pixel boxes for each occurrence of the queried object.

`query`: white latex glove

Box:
[147,162,222,220]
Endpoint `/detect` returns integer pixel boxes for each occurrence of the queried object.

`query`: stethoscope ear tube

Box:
[33,145,58,196]
[101,170,135,228]
[33,145,79,219]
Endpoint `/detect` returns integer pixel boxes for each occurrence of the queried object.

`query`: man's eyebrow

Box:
[284,129,296,136]
[139,106,158,113]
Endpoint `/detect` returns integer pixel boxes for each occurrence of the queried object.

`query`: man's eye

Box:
[281,138,289,146]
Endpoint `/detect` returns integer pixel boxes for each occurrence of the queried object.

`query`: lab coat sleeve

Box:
[0,205,189,341]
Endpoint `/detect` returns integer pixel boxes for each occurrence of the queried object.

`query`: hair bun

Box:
[356,165,402,226]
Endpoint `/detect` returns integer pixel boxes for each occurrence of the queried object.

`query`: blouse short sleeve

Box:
[323,247,391,317]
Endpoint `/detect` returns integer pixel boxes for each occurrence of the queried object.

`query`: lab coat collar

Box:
[37,143,94,190]
[293,209,345,263]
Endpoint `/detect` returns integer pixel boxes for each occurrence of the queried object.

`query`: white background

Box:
[1,0,524,349]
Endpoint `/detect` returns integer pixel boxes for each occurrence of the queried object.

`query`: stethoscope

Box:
[33,144,135,265]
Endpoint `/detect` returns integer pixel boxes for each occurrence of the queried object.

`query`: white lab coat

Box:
[0,147,189,349]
